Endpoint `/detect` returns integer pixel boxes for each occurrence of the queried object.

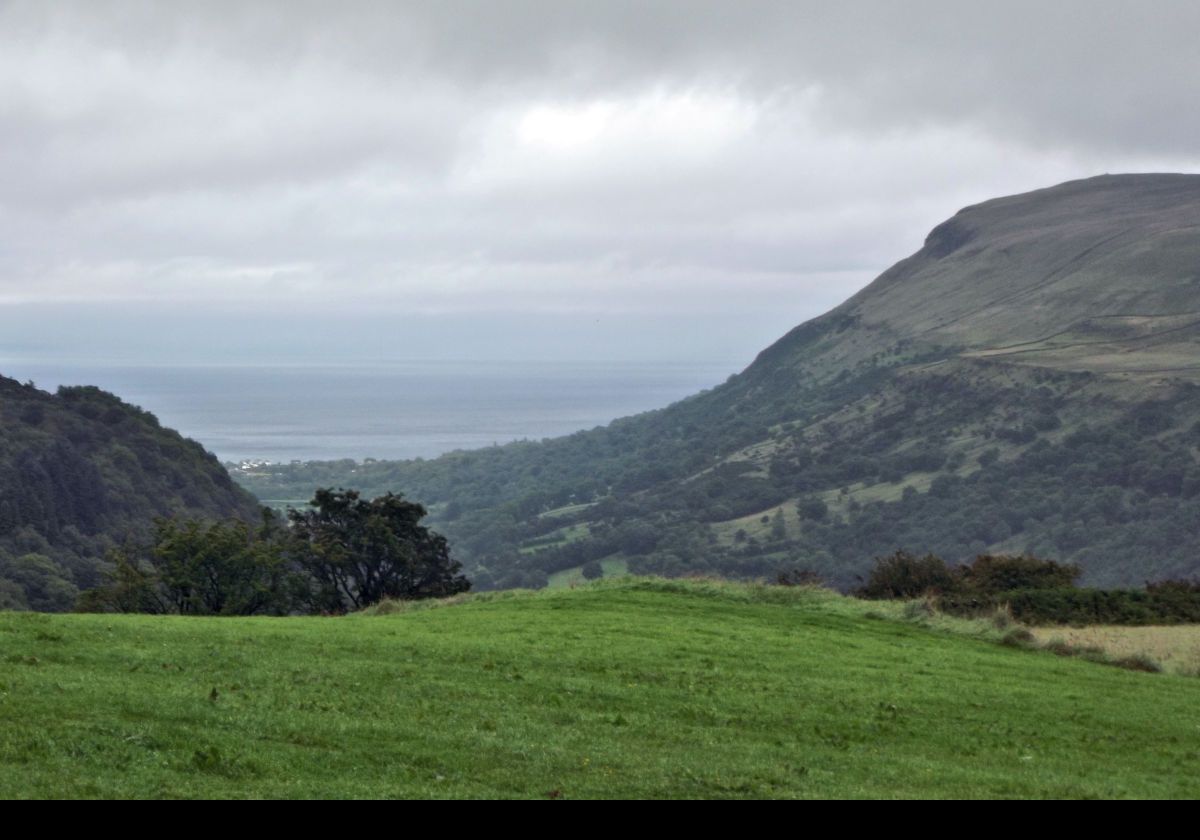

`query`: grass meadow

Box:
[2,578,1199,798]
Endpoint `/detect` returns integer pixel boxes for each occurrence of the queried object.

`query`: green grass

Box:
[546,558,630,589]
[2,578,1199,798]
[518,522,592,555]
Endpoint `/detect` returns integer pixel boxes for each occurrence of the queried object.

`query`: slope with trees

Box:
[234,174,1200,590]
[0,377,262,609]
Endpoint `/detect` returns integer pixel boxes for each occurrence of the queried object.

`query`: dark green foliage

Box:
[769,508,786,540]
[855,550,956,599]
[996,587,1200,626]
[79,515,300,616]
[79,490,465,614]
[0,553,78,612]
[150,515,300,616]
[776,568,823,587]
[288,489,469,611]
[856,550,1200,625]
[961,554,1081,593]
[797,497,828,521]
[235,368,1200,592]
[580,560,604,580]
[76,549,166,614]
[0,375,261,610]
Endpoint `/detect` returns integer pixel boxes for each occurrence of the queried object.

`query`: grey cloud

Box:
[0,2,1198,364]
[9,2,1200,149]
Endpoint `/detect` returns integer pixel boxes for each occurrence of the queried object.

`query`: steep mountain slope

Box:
[0,377,262,610]
[237,174,1200,588]
[770,173,1200,377]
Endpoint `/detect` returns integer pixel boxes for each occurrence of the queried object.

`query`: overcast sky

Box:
[2,1,1198,366]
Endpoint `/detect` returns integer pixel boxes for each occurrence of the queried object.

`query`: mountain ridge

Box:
[752,173,1200,379]
[230,174,1200,587]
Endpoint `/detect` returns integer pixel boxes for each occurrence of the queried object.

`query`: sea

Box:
[0,359,738,464]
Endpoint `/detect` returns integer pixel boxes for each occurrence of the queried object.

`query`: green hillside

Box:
[236,174,1200,589]
[2,579,1197,799]
[0,376,262,610]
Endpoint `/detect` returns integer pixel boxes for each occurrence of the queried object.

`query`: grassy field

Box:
[1029,625,1200,676]
[546,558,629,589]
[3,578,1199,799]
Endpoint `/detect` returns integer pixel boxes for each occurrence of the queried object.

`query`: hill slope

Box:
[237,174,1200,588]
[0,376,262,610]
[3,579,1198,799]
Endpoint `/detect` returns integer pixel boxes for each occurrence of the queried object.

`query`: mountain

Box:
[0,377,262,610]
[236,174,1200,589]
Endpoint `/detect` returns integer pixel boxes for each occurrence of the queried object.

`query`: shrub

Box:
[999,587,1200,626]
[990,603,1015,630]
[855,550,957,599]
[776,568,823,587]
[961,554,1080,594]
[1112,654,1162,674]
[1000,628,1036,648]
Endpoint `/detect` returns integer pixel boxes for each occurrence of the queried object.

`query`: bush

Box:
[855,550,957,599]
[961,554,1080,594]
[997,586,1200,625]
[1112,654,1163,673]
[1000,628,1036,648]
[776,568,823,587]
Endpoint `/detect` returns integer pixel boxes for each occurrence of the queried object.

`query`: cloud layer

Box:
[2,2,1198,362]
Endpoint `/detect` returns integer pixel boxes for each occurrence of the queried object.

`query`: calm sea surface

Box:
[0,359,737,463]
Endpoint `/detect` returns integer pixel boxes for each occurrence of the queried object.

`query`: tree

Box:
[0,553,78,612]
[77,513,300,616]
[76,547,166,614]
[151,514,299,615]
[288,488,469,610]
[797,496,829,522]
[770,507,787,540]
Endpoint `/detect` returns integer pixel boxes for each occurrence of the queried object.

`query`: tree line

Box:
[78,488,469,615]
[852,550,1200,625]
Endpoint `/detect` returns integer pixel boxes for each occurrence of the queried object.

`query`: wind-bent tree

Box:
[288,488,469,610]
[77,512,301,615]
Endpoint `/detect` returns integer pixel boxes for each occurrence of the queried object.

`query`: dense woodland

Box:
[237,353,1200,591]
[0,376,260,610]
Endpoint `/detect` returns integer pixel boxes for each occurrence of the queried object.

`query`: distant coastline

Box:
[0,359,736,463]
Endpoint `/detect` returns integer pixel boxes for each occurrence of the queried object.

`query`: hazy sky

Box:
[2,1,1198,365]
